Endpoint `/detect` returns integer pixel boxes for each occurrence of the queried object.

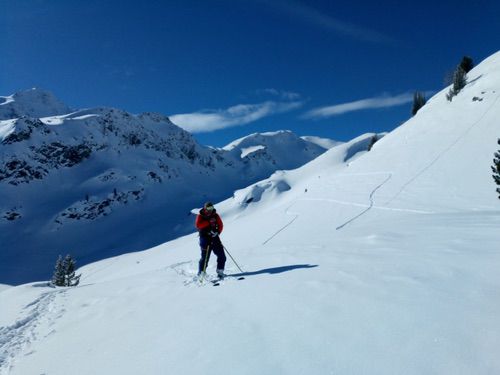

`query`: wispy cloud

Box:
[257,88,302,100]
[262,0,396,45]
[304,92,414,119]
[170,100,303,133]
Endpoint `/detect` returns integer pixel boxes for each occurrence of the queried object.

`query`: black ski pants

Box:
[198,235,226,273]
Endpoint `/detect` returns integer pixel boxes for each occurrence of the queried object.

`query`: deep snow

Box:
[1,51,500,375]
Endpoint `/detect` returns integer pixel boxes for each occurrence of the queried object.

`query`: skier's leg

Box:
[198,236,211,274]
[211,237,226,272]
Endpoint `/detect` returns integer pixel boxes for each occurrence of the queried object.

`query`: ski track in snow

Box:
[386,92,500,205]
[335,173,392,230]
[0,289,66,375]
[262,172,396,244]
[169,261,217,286]
[169,261,198,286]
[301,197,433,214]
[169,260,242,286]
[262,206,299,246]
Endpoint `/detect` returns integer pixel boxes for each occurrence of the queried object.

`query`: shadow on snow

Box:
[228,264,318,278]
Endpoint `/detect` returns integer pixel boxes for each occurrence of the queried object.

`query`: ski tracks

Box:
[169,261,201,286]
[262,172,395,244]
[169,261,214,286]
[0,288,67,375]
[335,173,392,230]
[386,91,500,205]
[262,208,299,245]
[169,261,240,286]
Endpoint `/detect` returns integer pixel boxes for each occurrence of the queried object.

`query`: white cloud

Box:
[258,88,302,100]
[170,100,303,133]
[303,92,415,119]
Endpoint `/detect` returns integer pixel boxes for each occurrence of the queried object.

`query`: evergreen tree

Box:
[412,91,427,116]
[453,66,467,91]
[51,255,66,286]
[51,254,81,286]
[459,56,474,73]
[446,66,467,101]
[493,139,500,200]
[63,254,81,286]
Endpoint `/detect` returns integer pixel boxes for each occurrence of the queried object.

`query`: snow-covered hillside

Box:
[222,130,337,169]
[0,90,338,284]
[300,135,343,149]
[1,51,500,375]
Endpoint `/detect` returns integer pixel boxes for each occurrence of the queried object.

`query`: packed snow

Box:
[1,52,500,374]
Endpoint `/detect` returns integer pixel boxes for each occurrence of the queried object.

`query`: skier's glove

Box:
[209,230,219,238]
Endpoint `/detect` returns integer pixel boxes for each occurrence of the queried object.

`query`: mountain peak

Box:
[0,88,72,120]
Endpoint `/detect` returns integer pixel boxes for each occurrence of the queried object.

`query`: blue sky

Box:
[1,0,499,146]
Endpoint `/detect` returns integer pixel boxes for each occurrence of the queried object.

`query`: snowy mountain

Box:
[1,51,500,375]
[0,89,339,284]
[0,89,72,120]
[222,130,334,166]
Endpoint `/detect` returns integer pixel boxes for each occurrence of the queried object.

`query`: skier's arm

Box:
[195,215,210,231]
[216,214,223,234]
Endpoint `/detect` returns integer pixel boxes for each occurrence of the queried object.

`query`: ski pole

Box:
[222,245,244,273]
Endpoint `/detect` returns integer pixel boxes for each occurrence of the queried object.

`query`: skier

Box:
[195,202,226,279]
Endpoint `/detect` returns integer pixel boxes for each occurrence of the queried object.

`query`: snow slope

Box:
[222,130,332,169]
[301,135,343,149]
[0,285,11,293]
[0,91,338,284]
[1,52,500,375]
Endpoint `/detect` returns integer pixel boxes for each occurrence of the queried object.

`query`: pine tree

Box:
[446,66,467,101]
[63,254,81,286]
[412,91,427,116]
[493,138,500,200]
[51,254,81,286]
[459,56,474,73]
[453,66,467,91]
[51,255,66,286]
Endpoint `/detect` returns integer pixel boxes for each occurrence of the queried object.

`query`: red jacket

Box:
[195,208,223,235]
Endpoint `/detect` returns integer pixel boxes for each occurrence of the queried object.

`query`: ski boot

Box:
[216,269,225,280]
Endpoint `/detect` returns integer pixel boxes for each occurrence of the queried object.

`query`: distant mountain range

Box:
[0,88,344,283]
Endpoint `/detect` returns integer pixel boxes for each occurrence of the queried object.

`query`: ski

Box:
[211,275,224,286]
[211,275,245,286]
[183,273,245,286]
